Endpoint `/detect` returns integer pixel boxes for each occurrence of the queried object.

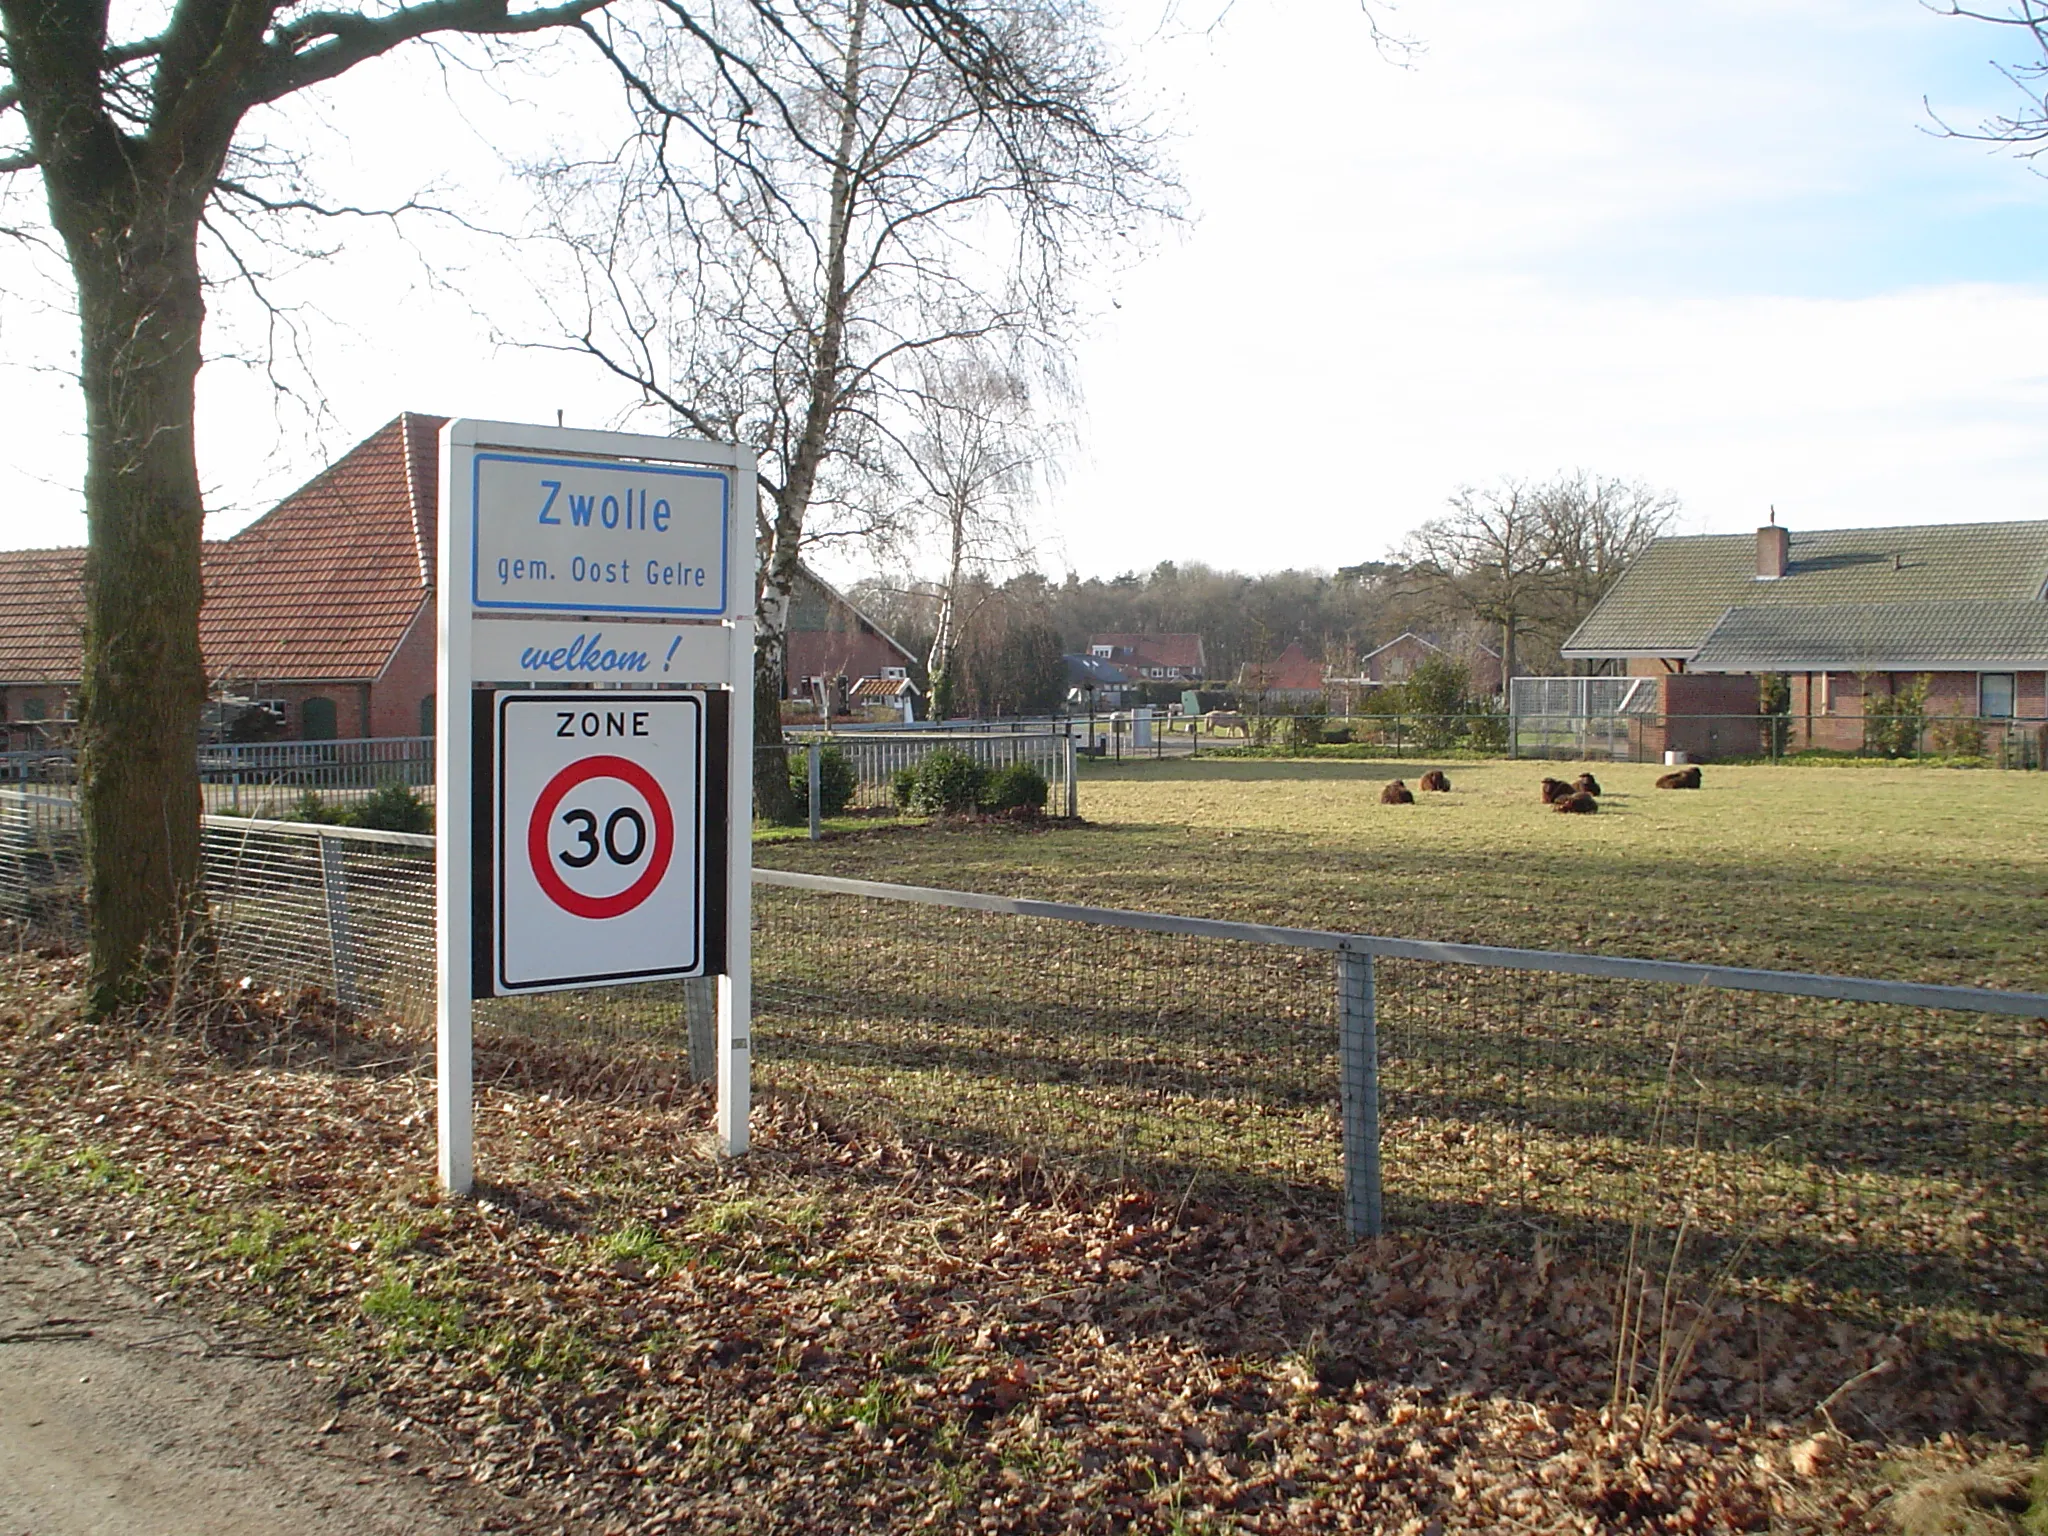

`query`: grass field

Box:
[749,759,2048,1340]
[760,757,2048,991]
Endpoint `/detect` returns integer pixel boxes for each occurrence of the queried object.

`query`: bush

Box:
[890,766,917,809]
[1930,715,1987,759]
[907,749,986,815]
[1283,714,1326,752]
[1863,674,1931,759]
[982,762,1049,814]
[350,780,434,834]
[285,781,432,833]
[787,743,857,817]
[1464,707,1509,753]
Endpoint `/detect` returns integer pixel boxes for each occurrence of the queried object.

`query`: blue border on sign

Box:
[470,451,731,617]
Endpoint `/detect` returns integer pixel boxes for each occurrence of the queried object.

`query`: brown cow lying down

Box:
[1573,772,1601,796]
[1553,791,1598,814]
[1418,769,1451,792]
[1655,765,1703,789]
[1539,777,1574,804]
[1380,779,1415,804]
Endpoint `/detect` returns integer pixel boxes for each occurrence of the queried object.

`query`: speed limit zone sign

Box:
[489,691,721,993]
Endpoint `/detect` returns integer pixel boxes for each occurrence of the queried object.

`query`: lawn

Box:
[759,757,2048,991]
[750,759,2048,1341]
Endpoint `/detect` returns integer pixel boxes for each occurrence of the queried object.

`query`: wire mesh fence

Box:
[752,875,2048,1332]
[4,802,2043,1330]
[1,737,438,822]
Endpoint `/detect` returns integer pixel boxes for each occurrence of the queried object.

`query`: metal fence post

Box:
[318,831,365,1015]
[1337,949,1383,1239]
[807,739,822,841]
[1063,731,1078,819]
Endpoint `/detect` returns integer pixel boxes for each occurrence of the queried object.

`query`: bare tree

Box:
[1528,471,1678,642]
[904,348,1042,719]
[1401,480,1558,687]
[1928,4,2048,153]
[1401,473,1677,684]
[0,0,619,1013]
[530,0,1173,815]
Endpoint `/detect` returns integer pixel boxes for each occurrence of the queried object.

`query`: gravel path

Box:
[0,1225,519,1536]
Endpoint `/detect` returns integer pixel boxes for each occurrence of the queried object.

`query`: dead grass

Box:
[3,960,2044,1534]
[762,758,2048,991]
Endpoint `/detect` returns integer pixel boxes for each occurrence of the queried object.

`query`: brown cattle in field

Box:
[1655,765,1703,789]
[1202,710,1246,736]
[1573,772,1602,796]
[1554,791,1598,814]
[1380,780,1415,804]
[1418,769,1451,792]
[1539,777,1574,804]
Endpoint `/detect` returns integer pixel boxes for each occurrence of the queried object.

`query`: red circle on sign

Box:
[527,755,675,919]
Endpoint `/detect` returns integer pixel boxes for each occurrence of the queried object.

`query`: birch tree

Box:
[532,0,1171,815]
[903,349,1040,720]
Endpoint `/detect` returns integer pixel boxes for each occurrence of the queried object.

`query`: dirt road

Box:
[0,1224,520,1536]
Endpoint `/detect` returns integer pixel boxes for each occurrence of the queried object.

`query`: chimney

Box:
[1756,513,1788,580]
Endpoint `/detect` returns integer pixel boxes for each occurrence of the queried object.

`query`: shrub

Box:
[286,788,348,826]
[285,781,432,832]
[1283,714,1326,752]
[907,749,986,815]
[787,743,858,817]
[1930,714,1987,759]
[1862,674,1931,759]
[890,766,917,809]
[1464,707,1509,753]
[349,780,434,834]
[982,762,1049,814]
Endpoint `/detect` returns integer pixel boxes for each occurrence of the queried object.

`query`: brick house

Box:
[0,412,443,744]
[783,564,920,708]
[1233,642,1327,706]
[1350,631,1504,697]
[1562,518,2048,756]
[1086,633,1208,682]
[0,413,916,743]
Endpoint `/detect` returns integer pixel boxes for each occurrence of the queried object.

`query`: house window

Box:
[21,697,46,721]
[1090,645,1113,659]
[882,666,907,680]
[419,694,436,735]
[302,696,338,740]
[1981,673,2016,719]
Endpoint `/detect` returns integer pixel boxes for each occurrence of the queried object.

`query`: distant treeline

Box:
[848,560,1494,686]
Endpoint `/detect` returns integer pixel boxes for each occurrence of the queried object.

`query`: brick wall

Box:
[371,602,436,738]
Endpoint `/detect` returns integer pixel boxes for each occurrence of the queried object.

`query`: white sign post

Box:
[437,420,756,1195]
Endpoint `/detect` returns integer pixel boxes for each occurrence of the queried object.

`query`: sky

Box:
[5,0,2048,581]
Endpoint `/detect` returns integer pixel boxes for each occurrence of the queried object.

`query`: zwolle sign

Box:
[436,420,757,1195]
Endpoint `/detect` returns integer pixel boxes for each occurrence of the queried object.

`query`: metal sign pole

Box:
[719,614,754,1156]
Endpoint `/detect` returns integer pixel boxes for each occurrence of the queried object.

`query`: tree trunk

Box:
[70,212,210,1014]
[751,510,803,824]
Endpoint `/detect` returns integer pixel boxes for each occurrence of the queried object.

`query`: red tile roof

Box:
[0,547,88,683]
[1235,642,1325,692]
[0,413,444,687]
[1087,633,1207,671]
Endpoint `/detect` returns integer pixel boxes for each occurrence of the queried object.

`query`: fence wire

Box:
[753,883,2048,1330]
[3,801,2042,1329]
[752,886,1338,1210]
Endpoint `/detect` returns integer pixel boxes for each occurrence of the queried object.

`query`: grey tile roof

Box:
[1562,520,2048,659]
[1688,601,2048,671]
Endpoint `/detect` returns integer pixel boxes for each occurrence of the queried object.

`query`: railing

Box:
[5,809,2044,1329]
[770,728,1077,823]
[0,737,438,819]
[1511,712,2048,766]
